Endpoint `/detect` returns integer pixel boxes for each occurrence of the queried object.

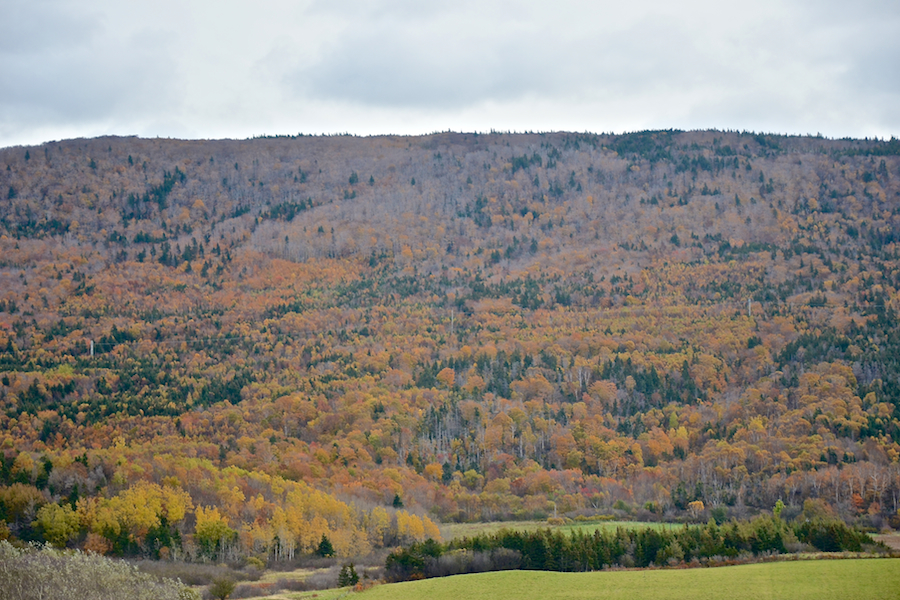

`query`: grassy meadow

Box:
[874,533,900,551]
[355,559,900,600]
[439,519,681,540]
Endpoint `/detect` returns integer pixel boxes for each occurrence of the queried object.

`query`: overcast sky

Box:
[2,0,898,148]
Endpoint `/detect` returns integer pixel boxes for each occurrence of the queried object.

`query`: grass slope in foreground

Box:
[357,559,900,600]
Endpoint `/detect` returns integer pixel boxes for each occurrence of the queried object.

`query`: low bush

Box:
[0,541,197,600]
[131,559,254,586]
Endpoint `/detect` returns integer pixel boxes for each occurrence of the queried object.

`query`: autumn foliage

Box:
[0,131,899,559]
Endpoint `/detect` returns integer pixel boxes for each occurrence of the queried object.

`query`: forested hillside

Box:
[1,130,899,559]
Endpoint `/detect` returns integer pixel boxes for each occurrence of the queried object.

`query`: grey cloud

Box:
[291,0,900,127]
[0,2,183,142]
[292,12,719,109]
[2,0,899,146]
[298,32,553,108]
[306,0,470,22]
[837,21,900,95]
[0,0,99,54]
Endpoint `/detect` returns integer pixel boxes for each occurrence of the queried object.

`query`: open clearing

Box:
[440,519,681,540]
[256,567,328,584]
[247,589,349,600]
[875,533,900,551]
[353,559,900,600]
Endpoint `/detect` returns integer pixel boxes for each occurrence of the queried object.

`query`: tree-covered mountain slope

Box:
[0,130,898,556]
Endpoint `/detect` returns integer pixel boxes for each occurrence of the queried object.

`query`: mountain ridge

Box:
[0,129,898,556]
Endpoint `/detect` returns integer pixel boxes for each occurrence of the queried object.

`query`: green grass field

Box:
[354,559,900,600]
[440,519,682,540]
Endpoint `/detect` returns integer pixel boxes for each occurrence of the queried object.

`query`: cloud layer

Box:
[2,0,898,147]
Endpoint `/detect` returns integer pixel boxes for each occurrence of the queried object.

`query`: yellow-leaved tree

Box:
[193,505,237,560]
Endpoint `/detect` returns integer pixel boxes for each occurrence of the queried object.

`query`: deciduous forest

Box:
[0,130,898,560]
